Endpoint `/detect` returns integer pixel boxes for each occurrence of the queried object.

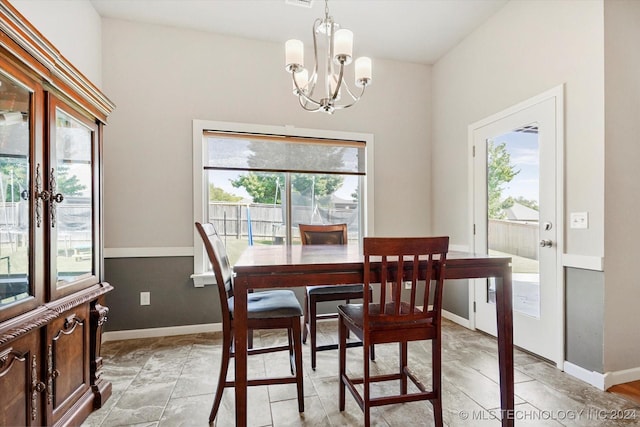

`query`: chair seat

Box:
[306,284,365,296]
[229,290,303,319]
[338,302,434,331]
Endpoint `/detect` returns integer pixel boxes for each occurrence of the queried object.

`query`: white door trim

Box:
[467,84,565,368]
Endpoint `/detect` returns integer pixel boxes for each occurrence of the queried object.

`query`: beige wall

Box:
[431,0,605,255]
[10,0,103,86]
[100,18,432,248]
[603,0,640,373]
[16,0,640,379]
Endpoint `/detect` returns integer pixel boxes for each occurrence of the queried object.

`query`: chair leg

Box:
[292,318,305,412]
[363,340,371,427]
[344,299,351,340]
[302,291,309,344]
[432,336,443,426]
[309,294,318,370]
[209,332,231,423]
[400,341,408,395]
[338,316,347,412]
[287,324,295,375]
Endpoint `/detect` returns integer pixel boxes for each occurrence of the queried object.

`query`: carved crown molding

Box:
[0,1,115,122]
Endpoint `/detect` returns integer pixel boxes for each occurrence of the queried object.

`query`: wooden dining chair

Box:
[338,236,449,427]
[195,222,304,424]
[298,223,374,370]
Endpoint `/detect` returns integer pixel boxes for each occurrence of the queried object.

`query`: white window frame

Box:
[191,120,374,286]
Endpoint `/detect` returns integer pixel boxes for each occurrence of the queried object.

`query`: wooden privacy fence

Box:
[207,202,359,242]
[488,219,538,260]
[208,203,281,240]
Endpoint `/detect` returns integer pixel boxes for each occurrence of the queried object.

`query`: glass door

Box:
[472,94,563,366]
[0,68,40,319]
[48,97,99,298]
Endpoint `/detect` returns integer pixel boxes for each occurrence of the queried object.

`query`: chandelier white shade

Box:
[285,0,372,114]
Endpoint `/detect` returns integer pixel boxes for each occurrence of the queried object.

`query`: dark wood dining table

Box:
[232,244,514,427]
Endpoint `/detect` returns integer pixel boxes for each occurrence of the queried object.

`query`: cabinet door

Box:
[46,304,90,424]
[0,331,43,426]
[0,60,43,321]
[47,96,100,300]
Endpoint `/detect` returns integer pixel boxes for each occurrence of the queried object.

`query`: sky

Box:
[492,130,539,203]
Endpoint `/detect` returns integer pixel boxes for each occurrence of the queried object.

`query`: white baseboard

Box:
[602,366,640,390]
[563,361,640,390]
[442,309,471,329]
[103,323,222,343]
[564,361,606,390]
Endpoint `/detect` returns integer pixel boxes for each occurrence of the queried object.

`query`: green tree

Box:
[57,165,85,196]
[230,140,345,204]
[0,160,86,202]
[232,173,284,204]
[209,183,243,202]
[487,140,519,219]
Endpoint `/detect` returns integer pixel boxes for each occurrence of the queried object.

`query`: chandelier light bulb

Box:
[333,29,353,64]
[355,57,372,87]
[285,39,304,71]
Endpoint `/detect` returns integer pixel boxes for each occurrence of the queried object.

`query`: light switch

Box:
[570,212,588,229]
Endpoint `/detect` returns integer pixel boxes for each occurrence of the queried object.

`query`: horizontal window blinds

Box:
[203,131,365,176]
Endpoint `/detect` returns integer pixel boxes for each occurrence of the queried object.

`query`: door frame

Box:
[467,84,565,368]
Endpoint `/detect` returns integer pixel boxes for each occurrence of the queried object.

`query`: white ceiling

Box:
[90,0,507,65]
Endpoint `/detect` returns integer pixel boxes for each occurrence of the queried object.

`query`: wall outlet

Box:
[140,291,150,306]
[404,281,412,290]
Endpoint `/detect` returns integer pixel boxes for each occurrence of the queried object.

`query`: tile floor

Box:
[82,319,640,427]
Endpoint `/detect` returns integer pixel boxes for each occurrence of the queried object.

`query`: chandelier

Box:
[285,0,372,114]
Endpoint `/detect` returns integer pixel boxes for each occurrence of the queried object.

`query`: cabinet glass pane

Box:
[0,72,31,308]
[55,110,92,286]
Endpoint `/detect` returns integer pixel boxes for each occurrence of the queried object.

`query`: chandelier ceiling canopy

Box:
[285,0,372,114]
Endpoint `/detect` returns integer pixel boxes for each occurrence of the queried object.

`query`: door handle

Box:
[539,239,553,248]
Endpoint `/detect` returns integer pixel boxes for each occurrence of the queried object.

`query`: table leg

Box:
[494,268,515,427]
[235,278,248,427]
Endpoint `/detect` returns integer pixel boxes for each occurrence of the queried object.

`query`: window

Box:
[192,121,374,285]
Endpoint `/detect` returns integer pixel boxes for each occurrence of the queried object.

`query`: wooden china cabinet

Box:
[0,2,115,426]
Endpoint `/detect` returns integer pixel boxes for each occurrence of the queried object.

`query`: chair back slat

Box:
[363,236,449,328]
[195,222,234,319]
[299,223,348,245]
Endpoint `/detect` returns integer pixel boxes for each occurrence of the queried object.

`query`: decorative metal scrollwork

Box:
[31,354,45,421]
[48,168,65,228]
[47,344,55,405]
[34,164,65,228]
[34,164,50,227]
